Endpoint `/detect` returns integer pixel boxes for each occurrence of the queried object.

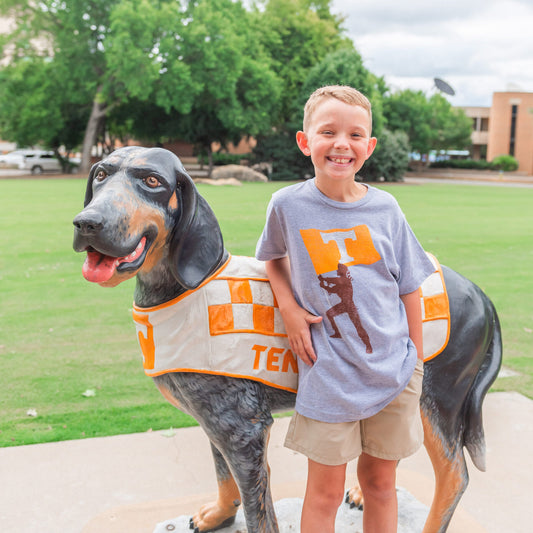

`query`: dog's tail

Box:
[463,302,502,471]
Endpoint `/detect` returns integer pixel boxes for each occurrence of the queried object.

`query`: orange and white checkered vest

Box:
[132,255,298,392]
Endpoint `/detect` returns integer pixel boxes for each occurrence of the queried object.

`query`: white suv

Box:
[0,149,62,174]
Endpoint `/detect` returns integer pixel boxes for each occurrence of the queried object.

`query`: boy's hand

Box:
[401,289,424,360]
[280,304,322,366]
[264,257,322,366]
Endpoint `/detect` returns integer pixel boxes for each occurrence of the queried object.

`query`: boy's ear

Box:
[296,131,311,156]
[366,137,378,159]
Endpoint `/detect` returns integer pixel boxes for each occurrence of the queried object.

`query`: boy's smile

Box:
[296,98,377,201]
[328,156,353,164]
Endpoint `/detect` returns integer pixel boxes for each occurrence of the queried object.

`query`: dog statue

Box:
[73,147,502,533]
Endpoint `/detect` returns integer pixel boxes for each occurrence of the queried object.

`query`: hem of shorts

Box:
[362,441,423,461]
[285,438,361,466]
[294,406,384,424]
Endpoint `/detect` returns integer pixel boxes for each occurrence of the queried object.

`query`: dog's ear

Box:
[169,169,225,290]
[83,162,101,207]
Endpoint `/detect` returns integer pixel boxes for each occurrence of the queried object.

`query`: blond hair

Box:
[302,85,372,132]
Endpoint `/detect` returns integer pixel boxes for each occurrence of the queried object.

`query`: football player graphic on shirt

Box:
[300,225,381,355]
[318,263,373,354]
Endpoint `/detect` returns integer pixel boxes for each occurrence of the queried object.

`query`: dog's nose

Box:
[73,211,104,236]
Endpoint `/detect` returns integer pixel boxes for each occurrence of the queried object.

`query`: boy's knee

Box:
[360,476,396,499]
[357,458,397,500]
[358,470,396,503]
[311,484,346,512]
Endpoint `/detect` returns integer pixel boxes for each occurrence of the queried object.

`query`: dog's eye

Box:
[96,170,107,182]
[144,176,160,188]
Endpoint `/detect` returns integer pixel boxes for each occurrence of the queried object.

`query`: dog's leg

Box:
[216,422,278,533]
[197,393,278,533]
[190,443,241,532]
[155,372,279,533]
[420,407,469,533]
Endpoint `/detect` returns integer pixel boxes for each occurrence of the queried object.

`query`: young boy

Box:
[255,85,435,532]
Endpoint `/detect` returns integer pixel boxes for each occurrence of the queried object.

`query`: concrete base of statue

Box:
[153,488,429,532]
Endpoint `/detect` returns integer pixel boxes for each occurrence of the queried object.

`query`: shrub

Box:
[197,152,251,166]
[430,159,495,170]
[252,128,313,181]
[492,154,519,171]
[429,155,519,172]
[359,129,410,182]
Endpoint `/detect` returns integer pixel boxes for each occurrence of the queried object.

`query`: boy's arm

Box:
[400,289,424,360]
[265,257,322,367]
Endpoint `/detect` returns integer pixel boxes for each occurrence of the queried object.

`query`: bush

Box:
[359,129,410,182]
[492,154,519,171]
[429,155,519,172]
[430,159,495,170]
[197,152,250,166]
[252,128,313,181]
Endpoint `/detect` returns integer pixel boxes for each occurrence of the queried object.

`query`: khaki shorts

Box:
[285,359,424,465]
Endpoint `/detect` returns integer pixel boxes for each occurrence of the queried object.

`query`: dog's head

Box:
[73,146,224,290]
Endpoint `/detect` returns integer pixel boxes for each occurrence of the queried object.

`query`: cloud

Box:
[334,0,487,32]
[332,0,533,105]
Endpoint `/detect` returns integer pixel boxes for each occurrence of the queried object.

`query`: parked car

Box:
[0,149,33,169]
[0,149,75,174]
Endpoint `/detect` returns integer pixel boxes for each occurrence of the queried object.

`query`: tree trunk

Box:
[207,144,214,178]
[80,89,107,175]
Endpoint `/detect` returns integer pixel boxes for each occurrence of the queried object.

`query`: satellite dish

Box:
[434,78,455,96]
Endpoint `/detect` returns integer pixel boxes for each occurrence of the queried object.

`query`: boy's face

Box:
[296,98,377,185]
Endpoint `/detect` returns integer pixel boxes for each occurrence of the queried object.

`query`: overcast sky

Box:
[331,0,533,107]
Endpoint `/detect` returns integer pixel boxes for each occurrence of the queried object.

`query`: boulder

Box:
[194,177,242,186]
[211,164,268,183]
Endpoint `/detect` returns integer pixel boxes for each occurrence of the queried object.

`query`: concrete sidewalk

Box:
[404,169,533,187]
[0,392,531,533]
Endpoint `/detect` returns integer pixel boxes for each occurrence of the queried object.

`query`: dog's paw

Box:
[345,486,364,510]
[189,500,240,532]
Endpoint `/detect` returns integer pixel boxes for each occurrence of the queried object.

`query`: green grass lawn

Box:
[0,177,531,447]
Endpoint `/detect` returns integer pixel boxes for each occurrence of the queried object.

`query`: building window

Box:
[480,118,489,131]
[509,104,518,156]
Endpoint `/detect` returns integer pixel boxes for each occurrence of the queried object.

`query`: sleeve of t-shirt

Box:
[255,198,288,261]
[395,213,435,295]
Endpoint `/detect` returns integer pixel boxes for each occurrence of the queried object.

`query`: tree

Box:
[300,48,385,136]
[0,57,89,168]
[426,93,472,152]
[251,0,350,124]
[162,0,282,172]
[383,89,472,155]
[0,0,282,174]
[255,47,388,180]
[0,0,123,171]
[251,2,359,181]
[105,0,282,174]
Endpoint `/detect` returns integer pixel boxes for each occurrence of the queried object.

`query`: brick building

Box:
[461,91,533,175]
[487,92,533,175]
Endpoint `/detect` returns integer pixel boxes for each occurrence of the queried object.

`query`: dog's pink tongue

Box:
[82,251,117,283]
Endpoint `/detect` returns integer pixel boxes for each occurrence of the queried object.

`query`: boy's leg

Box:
[357,452,398,533]
[352,359,423,532]
[301,459,347,533]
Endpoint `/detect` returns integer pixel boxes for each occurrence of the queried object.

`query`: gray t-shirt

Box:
[256,179,434,422]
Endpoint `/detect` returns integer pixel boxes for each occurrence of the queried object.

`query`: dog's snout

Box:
[73,211,104,236]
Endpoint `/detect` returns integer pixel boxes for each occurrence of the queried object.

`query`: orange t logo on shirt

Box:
[300,225,381,275]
